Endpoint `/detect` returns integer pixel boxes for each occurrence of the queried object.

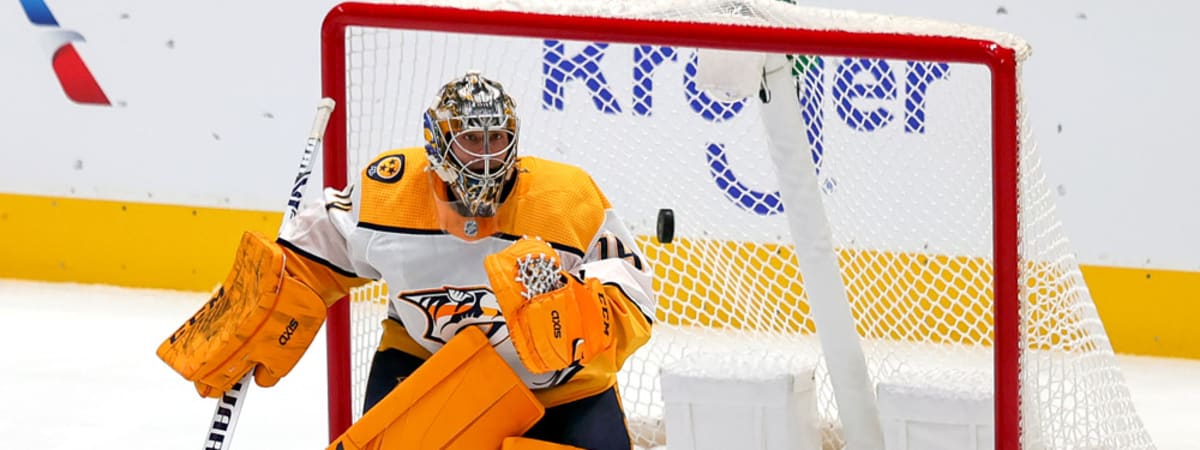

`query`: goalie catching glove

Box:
[484,236,614,374]
[156,231,327,397]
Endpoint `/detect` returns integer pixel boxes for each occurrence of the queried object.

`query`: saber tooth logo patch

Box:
[398,286,505,345]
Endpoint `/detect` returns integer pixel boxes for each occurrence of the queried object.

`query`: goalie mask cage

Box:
[319,1,1153,449]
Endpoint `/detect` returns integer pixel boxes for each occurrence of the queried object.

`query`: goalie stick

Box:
[203,98,337,450]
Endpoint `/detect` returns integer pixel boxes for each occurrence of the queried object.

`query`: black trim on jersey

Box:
[355,221,587,259]
[276,238,359,278]
[331,185,354,201]
[494,232,585,258]
[358,221,449,235]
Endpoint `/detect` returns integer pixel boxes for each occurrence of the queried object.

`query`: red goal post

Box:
[317,2,1151,449]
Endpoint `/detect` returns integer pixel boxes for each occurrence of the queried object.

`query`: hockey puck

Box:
[656,208,675,244]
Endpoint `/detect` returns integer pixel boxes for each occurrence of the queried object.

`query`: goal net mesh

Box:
[324,1,1153,448]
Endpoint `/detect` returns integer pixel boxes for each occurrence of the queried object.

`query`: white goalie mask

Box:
[422,71,520,224]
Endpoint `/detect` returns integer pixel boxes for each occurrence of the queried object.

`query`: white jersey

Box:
[278,147,655,405]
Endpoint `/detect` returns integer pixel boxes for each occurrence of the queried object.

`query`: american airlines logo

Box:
[20,0,111,105]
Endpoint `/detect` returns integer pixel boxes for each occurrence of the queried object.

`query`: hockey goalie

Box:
[156,71,657,450]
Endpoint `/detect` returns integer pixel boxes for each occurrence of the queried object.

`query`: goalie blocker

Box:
[156,231,328,397]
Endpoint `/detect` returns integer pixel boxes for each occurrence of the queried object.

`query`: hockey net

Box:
[319,1,1153,448]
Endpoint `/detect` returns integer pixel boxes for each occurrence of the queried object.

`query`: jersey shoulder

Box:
[502,156,612,253]
[351,151,614,249]
[357,147,440,230]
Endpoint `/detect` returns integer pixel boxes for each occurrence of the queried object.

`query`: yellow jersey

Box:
[278,147,655,407]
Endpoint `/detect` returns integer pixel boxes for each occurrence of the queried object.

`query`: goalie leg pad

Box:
[328,326,545,450]
[485,237,615,374]
[156,231,328,397]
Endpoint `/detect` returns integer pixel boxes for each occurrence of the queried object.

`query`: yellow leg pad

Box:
[328,326,544,450]
[502,437,584,450]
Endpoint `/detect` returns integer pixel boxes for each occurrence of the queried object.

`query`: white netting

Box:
[359,0,1032,56]
[329,1,1151,448]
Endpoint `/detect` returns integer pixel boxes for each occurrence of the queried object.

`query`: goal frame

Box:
[318,2,1021,447]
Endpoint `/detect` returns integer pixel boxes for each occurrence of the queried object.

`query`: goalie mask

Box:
[423,71,520,241]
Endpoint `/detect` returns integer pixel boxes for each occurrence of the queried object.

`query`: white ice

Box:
[1,278,1197,449]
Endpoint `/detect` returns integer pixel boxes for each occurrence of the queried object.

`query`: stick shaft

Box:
[204,372,252,450]
[201,98,337,450]
[285,98,338,226]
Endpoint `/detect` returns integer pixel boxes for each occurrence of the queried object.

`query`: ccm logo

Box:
[601,300,611,337]
[551,310,562,339]
[278,319,299,345]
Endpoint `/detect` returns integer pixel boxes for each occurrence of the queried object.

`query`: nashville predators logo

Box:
[367,155,404,183]
[398,286,506,345]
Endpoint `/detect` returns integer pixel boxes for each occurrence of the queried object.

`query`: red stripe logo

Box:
[22,0,111,106]
[51,43,111,105]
